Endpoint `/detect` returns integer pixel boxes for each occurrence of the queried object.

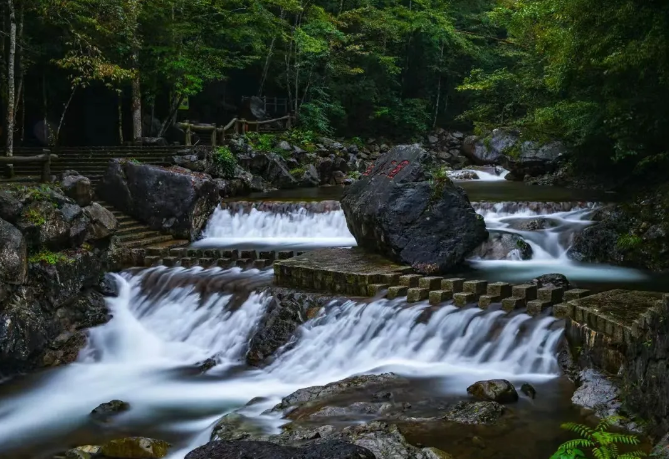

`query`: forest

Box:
[1,0,668,175]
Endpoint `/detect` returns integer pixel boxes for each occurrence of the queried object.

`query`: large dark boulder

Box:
[83,202,118,241]
[341,145,487,273]
[0,218,27,285]
[186,440,375,459]
[98,160,219,240]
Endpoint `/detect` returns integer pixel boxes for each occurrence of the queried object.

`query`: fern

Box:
[551,417,646,459]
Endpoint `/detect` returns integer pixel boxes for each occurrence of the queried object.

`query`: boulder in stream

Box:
[91,399,131,422]
[341,144,487,274]
[470,231,532,260]
[98,159,219,240]
[467,379,519,403]
[99,437,171,458]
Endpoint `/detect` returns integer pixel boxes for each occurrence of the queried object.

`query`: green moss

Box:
[503,142,522,158]
[24,207,47,226]
[213,146,237,178]
[289,167,305,177]
[483,136,492,151]
[245,132,276,153]
[29,251,74,265]
[617,234,642,250]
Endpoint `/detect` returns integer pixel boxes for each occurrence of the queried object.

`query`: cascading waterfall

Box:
[195,205,356,249]
[0,267,563,459]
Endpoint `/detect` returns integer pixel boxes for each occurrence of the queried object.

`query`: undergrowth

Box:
[29,251,74,265]
[213,146,237,178]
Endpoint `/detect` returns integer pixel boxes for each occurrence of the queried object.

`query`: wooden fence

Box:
[0,152,58,182]
[177,114,293,148]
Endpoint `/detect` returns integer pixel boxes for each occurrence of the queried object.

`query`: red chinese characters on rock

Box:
[361,160,411,179]
[387,160,409,179]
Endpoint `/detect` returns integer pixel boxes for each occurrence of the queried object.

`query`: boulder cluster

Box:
[0,173,118,377]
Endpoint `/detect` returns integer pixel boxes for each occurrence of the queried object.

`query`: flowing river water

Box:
[0,178,663,459]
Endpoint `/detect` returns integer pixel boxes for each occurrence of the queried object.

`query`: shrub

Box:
[213,146,237,178]
[29,251,73,265]
[550,417,646,459]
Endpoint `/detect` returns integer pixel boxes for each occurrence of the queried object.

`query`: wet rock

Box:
[277,140,292,151]
[61,173,93,207]
[99,273,119,297]
[40,330,87,367]
[308,401,394,420]
[98,159,219,240]
[65,445,100,459]
[83,203,118,241]
[530,273,571,290]
[520,383,537,399]
[29,250,103,309]
[449,170,479,180]
[335,421,442,459]
[186,440,375,459]
[571,369,635,430]
[0,190,22,223]
[91,399,131,422]
[467,379,519,403]
[471,231,532,260]
[197,358,217,373]
[246,291,322,367]
[442,400,505,425]
[99,437,171,458]
[16,200,73,251]
[271,373,408,416]
[244,153,298,189]
[0,218,27,284]
[212,413,267,442]
[462,130,516,164]
[0,289,49,374]
[505,217,558,231]
[341,144,487,274]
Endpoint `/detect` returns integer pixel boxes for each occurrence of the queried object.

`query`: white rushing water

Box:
[195,206,357,249]
[0,267,563,458]
[449,167,510,181]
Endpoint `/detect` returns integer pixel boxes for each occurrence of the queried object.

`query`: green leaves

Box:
[551,417,646,459]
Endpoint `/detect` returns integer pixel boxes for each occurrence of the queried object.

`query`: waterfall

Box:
[0,268,563,458]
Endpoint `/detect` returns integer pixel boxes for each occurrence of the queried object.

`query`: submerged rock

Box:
[530,273,571,290]
[186,440,375,459]
[442,400,505,425]
[520,383,537,399]
[91,399,131,422]
[467,379,519,404]
[341,144,487,274]
[99,437,171,458]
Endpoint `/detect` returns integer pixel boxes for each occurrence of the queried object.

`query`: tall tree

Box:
[6,0,17,176]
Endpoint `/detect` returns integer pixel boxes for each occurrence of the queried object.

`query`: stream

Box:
[0,178,663,459]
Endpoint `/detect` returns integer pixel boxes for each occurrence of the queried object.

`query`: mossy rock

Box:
[99,437,171,458]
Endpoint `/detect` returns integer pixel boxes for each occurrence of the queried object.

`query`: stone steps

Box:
[141,248,305,270]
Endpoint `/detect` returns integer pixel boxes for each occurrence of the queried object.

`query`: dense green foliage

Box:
[3,0,669,171]
[550,417,646,459]
[458,0,669,172]
[213,146,237,177]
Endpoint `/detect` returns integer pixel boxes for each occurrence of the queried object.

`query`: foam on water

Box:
[195,206,356,249]
[0,267,563,458]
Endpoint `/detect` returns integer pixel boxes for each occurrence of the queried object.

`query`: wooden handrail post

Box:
[41,150,51,183]
[211,123,217,148]
[287,114,292,130]
[185,123,192,146]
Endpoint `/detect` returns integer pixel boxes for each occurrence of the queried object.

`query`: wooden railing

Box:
[0,151,58,182]
[177,114,294,147]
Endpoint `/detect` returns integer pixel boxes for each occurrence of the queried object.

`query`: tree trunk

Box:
[131,73,142,141]
[433,41,445,129]
[157,94,184,138]
[6,0,17,177]
[118,93,124,144]
[54,87,76,146]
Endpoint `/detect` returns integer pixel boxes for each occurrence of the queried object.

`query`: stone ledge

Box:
[274,248,412,296]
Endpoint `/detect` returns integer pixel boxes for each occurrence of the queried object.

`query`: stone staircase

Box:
[100,201,188,250]
[8,147,180,185]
